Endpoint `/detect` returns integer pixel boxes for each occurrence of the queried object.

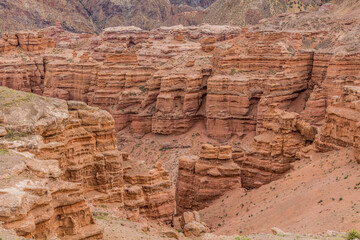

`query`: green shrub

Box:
[0,149,9,154]
[346,230,360,240]
[5,129,30,141]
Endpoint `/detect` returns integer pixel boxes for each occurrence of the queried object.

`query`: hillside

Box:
[164,0,337,26]
[0,0,336,33]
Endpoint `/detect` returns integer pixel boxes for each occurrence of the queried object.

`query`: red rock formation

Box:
[0,30,54,53]
[208,29,321,140]
[176,144,241,214]
[0,87,176,238]
[123,162,175,222]
[316,85,360,151]
[0,25,326,143]
[237,105,315,188]
[0,88,103,239]
[0,25,244,139]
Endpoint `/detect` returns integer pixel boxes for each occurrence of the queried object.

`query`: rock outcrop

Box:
[179,211,210,237]
[237,105,315,188]
[176,144,241,214]
[0,87,175,239]
[0,30,54,53]
[0,25,323,142]
[0,24,244,139]
[123,161,175,223]
[316,86,360,152]
[0,91,103,239]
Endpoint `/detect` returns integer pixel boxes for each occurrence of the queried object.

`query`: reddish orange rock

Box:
[176,144,241,214]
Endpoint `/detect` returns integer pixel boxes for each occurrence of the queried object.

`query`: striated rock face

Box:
[236,105,315,188]
[0,170,102,240]
[176,144,241,214]
[0,30,54,53]
[0,24,244,139]
[0,87,176,239]
[0,88,104,239]
[2,4,360,217]
[123,161,175,222]
[0,90,124,203]
[316,86,360,152]
[0,25,323,142]
[206,29,319,141]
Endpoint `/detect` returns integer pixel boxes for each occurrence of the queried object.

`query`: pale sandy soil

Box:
[199,233,347,240]
[199,148,360,236]
[91,205,181,240]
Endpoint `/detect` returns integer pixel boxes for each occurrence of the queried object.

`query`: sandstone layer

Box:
[0,87,175,239]
[236,105,316,188]
[0,87,105,239]
[176,144,241,214]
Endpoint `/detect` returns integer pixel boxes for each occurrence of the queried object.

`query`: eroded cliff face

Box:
[316,86,360,152]
[0,23,325,143]
[0,88,105,239]
[176,144,241,213]
[235,105,316,188]
[0,87,175,239]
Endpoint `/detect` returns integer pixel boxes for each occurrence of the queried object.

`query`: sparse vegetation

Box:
[192,132,200,137]
[0,89,40,109]
[0,149,9,154]
[139,86,147,93]
[5,129,31,141]
[314,38,332,50]
[159,146,172,151]
[147,106,156,114]
[346,230,360,240]
[92,212,109,220]
[235,237,250,240]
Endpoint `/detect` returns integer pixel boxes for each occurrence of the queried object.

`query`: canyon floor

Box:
[91,147,360,240]
[109,125,360,239]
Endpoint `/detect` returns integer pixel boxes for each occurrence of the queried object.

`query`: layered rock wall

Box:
[0,88,104,239]
[0,87,176,239]
[176,144,241,213]
[236,105,315,188]
[123,162,175,222]
[316,85,360,151]
[0,25,332,143]
[0,30,54,53]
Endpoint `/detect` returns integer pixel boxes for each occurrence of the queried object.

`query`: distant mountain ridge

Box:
[0,0,338,33]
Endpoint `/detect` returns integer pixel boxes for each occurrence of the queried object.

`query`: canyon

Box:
[0,0,360,239]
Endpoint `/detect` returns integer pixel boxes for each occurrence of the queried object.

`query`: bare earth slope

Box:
[200,148,360,235]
